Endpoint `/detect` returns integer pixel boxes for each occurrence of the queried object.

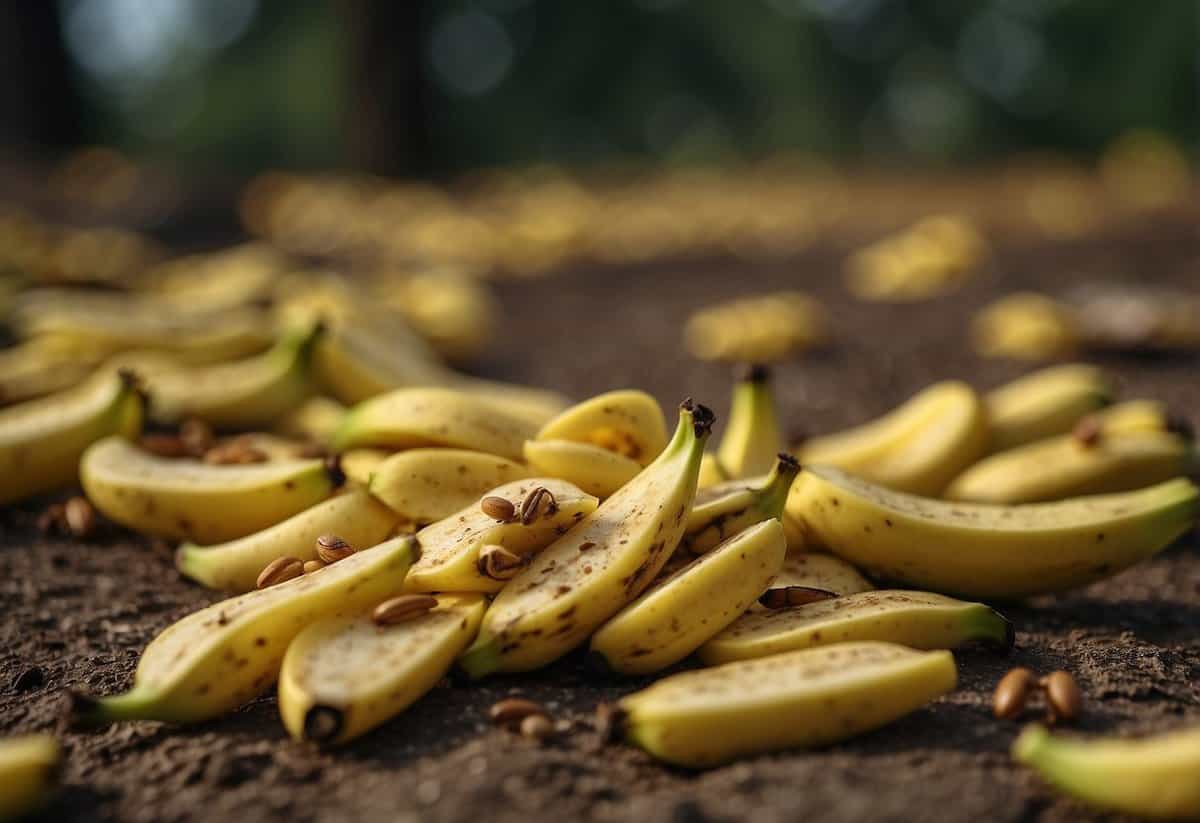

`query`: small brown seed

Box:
[257,556,304,589]
[139,433,189,458]
[1042,670,1083,724]
[316,534,355,563]
[489,698,547,728]
[481,495,516,521]
[1072,416,1103,448]
[758,586,838,609]
[204,437,268,465]
[302,559,326,574]
[372,594,438,625]
[37,503,66,535]
[179,418,215,457]
[519,713,556,742]
[477,544,526,580]
[520,486,557,525]
[993,667,1038,719]
[64,497,96,538]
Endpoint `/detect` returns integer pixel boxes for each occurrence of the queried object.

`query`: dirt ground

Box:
[3,210,1199,822]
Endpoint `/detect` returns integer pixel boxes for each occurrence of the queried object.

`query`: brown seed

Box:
[480,495,516,521]
[520,486,557,525]
[1072,416,1103,448]
[37,503,66,535]
[179,418,215,457]
[64,496,96,538]
[1042,670,1083,724]
[993,667,1038,719]
[139,433,189,458]
[203,440,269,465]
[519,713,556,743]
[488,698,547,728]
[302,559,326,574]
[256,556,304,589]
[477,544,526,580]
[372,594,438,625]
[758,586,839,609]
[316,534,355,563]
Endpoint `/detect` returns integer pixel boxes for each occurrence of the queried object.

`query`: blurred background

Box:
[0,0,1196,392]
[2,0,1197,175]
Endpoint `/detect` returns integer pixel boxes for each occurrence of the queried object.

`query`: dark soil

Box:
[4,209,1200,823]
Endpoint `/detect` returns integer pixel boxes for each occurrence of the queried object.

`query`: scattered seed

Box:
[992,667,1038,719]
[179,418,216,457]
[477,544,526,580]
[204,437,268,465]
[1042,670,1083,724]
[372,594,438,625]
[519,714,556,743]
[302,560,326,574]
[489,698,547,728]
[758,586,838,609]
[520,486,557,525]
[139,433,189,458]
[37,503,66,535]
[64,497,96,538]
[316,534,355,563]
[481,495,516,521]
[1072,416,1103,448]
[256,556,304,589]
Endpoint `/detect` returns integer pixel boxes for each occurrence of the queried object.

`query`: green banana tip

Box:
[978,607,1016,653]
[63,689,108,728]
[457,636,500,680]
[1012,723,1049,762]
[734,363,771,384]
